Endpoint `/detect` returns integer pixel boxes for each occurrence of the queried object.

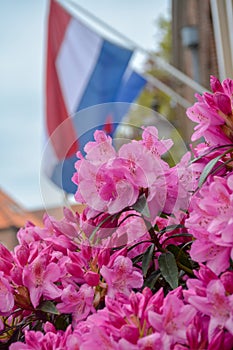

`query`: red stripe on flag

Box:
[103,114,113,134]
[46,0,78,159]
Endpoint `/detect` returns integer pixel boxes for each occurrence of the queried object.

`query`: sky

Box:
[0,0,170,211]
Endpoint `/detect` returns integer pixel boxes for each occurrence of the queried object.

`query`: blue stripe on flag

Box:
[116,70,147,102]
[76,40,133,111]
[51,154,77,194]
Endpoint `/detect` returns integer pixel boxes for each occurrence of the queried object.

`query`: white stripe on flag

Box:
[56,18,102,116]
[42,130,58,178]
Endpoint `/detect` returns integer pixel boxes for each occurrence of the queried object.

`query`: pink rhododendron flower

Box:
[188,278,233,341]
[100,255,143,298]
[0,271,14,315]
[72,129,139,214]
[48,207,81,241]
[198,175,233,238]
[220,271,233,294]
[184,314,209,350]
[140,126,173,158]
[17,212,80,254]
[186,174,233,274]
[161,152,194,214]
[23,253,62,308]
[9,325,75,350]
[137,333,163,350]
[57,284,95,325]
[184,266,233,346]
[17,221,42,245]
[187,76,233,145]
[63,245,109,289]
[0,244,14,277]
[14,243,30,268]
[84,129,117,164]
[36,214,79,253]
[190,239,231,275]
[9,330,45,350]
[148,287,196,348]
[80,326,119,350]
[74,154,140,214]
[118,140,165,188]
[207,330,233,350]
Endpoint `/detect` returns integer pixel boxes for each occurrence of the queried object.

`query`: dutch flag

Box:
[44,0,147,193]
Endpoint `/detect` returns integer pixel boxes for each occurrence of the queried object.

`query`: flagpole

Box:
[144,73,190,109]
[57,0,208,97]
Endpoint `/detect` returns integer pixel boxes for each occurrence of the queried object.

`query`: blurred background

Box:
[1,0,233,248]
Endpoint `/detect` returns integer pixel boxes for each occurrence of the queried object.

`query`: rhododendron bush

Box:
[1,76,233,349]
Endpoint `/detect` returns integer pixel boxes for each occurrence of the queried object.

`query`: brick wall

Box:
[171,0,218,142]
[172,0,218,86]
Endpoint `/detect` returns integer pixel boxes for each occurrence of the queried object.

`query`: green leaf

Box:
[37,300,59,315]
[142,244,155,277]
[159,212,169,219]
[211,157,233,176]
[158,252,179,289]
[158,224,185,237]
[167,244,193,270]
[132,253,144,264]
[54,315,70,330]
[144,270,161,289]
[198,155,223,187]
[133,194,150,217]
[198,146,233,188]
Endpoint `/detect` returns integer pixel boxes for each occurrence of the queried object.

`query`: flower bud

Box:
[210,75,224,93]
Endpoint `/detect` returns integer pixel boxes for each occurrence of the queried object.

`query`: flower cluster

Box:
[1,76,233,349]
[186,75,233,145]
[186,174,233,275]
[73,127,175,218]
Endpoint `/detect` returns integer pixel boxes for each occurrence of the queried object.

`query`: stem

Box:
[191,143,233,163]
[162,233,192,245]
[127,240,153,252]
[89,213,118,242]
[177,261,195,276]
[118,213,141,227]
[144,219,166,253]
[211,156,233,175]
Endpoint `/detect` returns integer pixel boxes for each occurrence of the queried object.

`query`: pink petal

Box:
[44,263,61,282]
[30,286,43,308]
[43,283,62,300]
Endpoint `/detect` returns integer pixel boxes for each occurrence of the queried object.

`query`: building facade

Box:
[171,0,233,142]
